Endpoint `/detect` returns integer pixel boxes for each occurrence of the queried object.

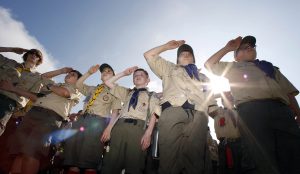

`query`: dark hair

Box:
[22,49,43,66]
[71,70,82,79]
[134,68,149,78]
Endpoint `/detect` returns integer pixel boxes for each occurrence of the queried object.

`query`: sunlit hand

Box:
[101,127,112,143]
[88,64,100,74]
[123,66,138,76]
[165,40,185,50]
[225,36,242,52]
[141,130,152,151]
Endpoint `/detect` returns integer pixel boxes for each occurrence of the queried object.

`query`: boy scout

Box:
[144,40,217,174]
[0,47,43,136]
[0,47,72,136]
[205,36,300,174]
[101,67,160,174]
[63,63,121,174]
[8,69,82,174]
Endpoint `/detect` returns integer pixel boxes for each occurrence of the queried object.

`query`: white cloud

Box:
[148,80,162,92]
[0,7,57,72]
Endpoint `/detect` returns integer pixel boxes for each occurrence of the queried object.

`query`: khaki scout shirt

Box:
[0,54,44,107]
[110,85,161,121]
[213,107,240,140]
[79,84,121,117]
[146,55,217,112]
[34,83,81,120]
[209,61,299,105]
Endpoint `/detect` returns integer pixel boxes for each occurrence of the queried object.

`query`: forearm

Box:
[106,109,120,129]
[10,87,38,102]
[41,68,65,79]
[76,72,91,90]
[204,47,231,69]
[145,114,157,135]
[0,47,13,53]
[144,43,169,60]
[48,85,70,98]
[105,72,126,89]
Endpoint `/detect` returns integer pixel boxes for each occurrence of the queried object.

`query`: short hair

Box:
[71,70,82,79]
[22,49,43,66]
[134,68,149,78]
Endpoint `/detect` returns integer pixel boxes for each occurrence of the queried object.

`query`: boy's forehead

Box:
[102,67,113,72]
[134,70,147,76]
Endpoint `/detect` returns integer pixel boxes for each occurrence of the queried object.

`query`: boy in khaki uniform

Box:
[205,36,300,174]
[0,47,43,136]
[0,47,73,136]
[101,67,160,174]
[8,69,82,174]
[63,63,121,174]
[144,40,218,174]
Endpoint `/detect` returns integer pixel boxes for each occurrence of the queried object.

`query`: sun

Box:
[207,74,230,94]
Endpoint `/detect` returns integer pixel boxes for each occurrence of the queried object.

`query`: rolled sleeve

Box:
[146,55,174,79]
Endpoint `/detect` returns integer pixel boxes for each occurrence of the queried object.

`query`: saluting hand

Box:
[123,66,138,76]
[165,40,185,50]
[225,36,242,52]
[88,64,100,74]
[12,47,29,55]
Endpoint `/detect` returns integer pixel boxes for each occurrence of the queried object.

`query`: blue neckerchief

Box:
[253,59,275,79]
[128,88,147,111]
[183,64,200,81]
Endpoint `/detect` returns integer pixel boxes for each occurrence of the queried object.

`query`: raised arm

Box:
[46,84,71,98]
[204,37,242,70]
[41,67,73,79]
[76,64,99,90]
[144,40,185,60]
[104,66,138,89]
[0,47,28,54]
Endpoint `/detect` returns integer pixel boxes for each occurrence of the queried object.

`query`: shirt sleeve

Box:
[275,68,299,96]
[63,83,82,103]
[149,94,161,117]
[145,55,175,79]
[77,83,94,96]
[110,85,130,102]
[208,61,233,77]
[111,96,122,110]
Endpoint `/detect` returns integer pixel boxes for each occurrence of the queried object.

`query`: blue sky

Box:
[1,0,300,138]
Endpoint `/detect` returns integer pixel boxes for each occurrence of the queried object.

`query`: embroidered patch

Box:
[103,95,109,101]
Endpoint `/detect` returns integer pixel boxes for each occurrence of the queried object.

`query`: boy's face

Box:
[25,52,41,66]
[65,71,79,84]
[178,51,194,65]
[133,70,149,87]
[234,43,257,62]
[101,67,114,82]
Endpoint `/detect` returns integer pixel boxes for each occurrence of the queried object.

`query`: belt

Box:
[32,106,64,121]
[161,101,195,112]
[118,118,144,126]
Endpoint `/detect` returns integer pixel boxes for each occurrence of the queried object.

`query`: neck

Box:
[135,85,147,89]
[24,62,35,69]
